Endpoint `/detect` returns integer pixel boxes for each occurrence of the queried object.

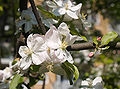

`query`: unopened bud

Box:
[97,37,101,41]
[88,52,94,58]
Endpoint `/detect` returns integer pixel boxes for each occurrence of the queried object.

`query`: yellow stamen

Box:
[47,64,53,72]
[65,3,68,10]
[60,41,68,49]
[82,13,87,20]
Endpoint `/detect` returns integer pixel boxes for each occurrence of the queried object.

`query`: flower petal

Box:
[46,1,57,8]
[66,10,78,19]
[92,77,103,86]
[65,34,77,45]
[53,8,66,16]
[54,0,63,7]
[18,46,30,58]
[64,50,74,64]
[20,56,32,70]
[45,26,61,49]
[32,51,49,65]
[64,0,72,7]
[69,3,82,11]
[58,22,70,35]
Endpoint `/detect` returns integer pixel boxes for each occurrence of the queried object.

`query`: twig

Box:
[29,0,46,34]
[67,42,120,51]
[42,78,46,89]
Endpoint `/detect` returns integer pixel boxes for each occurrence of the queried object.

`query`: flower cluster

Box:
[46,0,82,19]
[18,22,77,71]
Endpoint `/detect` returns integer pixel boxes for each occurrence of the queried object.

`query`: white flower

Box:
[81,77,103,89]
[16,7,38,33]
[92,77,103,89]
[47,0,82,19]
[44,23,77,64]
[0,67,12,82]
[19,34,48,70]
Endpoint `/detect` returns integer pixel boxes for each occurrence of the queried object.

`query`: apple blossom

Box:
[46,0,82,19]
[44,23,77,64]
[18,34,48,70]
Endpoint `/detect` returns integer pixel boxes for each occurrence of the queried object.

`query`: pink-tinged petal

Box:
[32,51,49,65]
[18,46,30,58]
[20,56,32,70]
[66,10,78,19]
[88,52,94,58]
[69,3,82,11]
[45,27,61,49]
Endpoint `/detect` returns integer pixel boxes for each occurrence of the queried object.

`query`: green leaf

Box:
[9,74,24,89]
[69,22,87,41]
[29,76,38,87]
[93,36,98,45]
[37,6,57,20]
[30,65,40,72]
[61,61,79,85]
[101,31,118,46]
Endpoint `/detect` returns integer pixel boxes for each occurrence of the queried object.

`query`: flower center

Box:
[65,3,69,10]
[24,48,33,55]
[60,41,68,49]
[47,64,53,72]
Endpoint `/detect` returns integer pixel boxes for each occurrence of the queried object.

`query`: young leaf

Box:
[93,36,98,45]
[101,31,118,46]
[69,22,87,41]
[9,74,24,89]
[29,76,38,87]
[37,6,57,20]
[61,61,79,85]
[61,63,73,85]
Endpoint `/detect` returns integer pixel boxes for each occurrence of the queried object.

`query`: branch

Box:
[29,0,46,34]
[67,42,120,51]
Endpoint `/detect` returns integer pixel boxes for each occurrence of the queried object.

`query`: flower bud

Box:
[97,37,101,41]
[88,52,94,58]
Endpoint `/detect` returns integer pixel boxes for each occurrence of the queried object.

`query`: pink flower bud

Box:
[97,37,101,41]
[88,52,94,58]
